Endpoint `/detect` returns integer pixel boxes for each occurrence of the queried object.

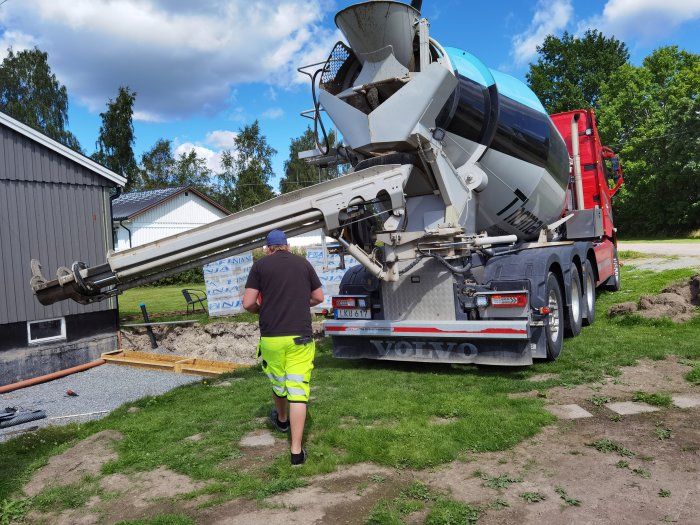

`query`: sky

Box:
[1,0,699,191]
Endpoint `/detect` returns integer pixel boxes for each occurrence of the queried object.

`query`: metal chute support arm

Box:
[30,163,413,306]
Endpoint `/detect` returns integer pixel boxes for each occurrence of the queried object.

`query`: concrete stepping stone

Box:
[240,430,276,447]
[545,404,593,419]
[606,401,659,415]
[672,394,700,409]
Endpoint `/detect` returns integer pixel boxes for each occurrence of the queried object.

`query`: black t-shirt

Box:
[245,250,322,337]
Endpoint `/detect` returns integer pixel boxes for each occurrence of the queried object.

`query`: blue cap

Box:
[266,229,287,246]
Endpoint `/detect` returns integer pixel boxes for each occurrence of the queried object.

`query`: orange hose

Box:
[0,359,106,394]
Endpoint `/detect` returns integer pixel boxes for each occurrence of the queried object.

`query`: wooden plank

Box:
[101,350,246,376]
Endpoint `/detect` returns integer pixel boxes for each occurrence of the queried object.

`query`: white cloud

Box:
[205,130,237,149]
[261,107,284,119]
[0,30,37,58]
[175,142,223,173]
[0,0,340,120]
[511,0,574,66]
[579,0,700,40]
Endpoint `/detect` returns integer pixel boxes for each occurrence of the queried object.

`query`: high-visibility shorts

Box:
[258,336,315,402]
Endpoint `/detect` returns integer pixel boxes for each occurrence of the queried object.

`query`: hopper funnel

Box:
[335,1,420,69]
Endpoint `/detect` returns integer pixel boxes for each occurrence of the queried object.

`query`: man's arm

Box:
[242,288,260,313]
[310,286,324,307]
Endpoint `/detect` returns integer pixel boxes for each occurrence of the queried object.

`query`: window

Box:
[27,317,66,345]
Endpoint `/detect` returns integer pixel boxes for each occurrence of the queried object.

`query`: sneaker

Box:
[269,409,289,433]
[291,448,307,466]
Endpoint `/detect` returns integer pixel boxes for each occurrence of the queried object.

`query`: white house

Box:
[112,186,230,251]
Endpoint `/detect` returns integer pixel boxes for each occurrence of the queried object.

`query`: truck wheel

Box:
[582,262,596,326]
[545,272,564,360]
[565,265,583,337]
[604,247,621,291]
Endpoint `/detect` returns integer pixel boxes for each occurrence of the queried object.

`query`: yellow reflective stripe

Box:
[287,387,306,396]
[272,385,287,394]
[286,373,305,382]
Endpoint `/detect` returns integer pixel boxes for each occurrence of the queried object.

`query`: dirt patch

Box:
[199,463,403,525]
[119,321,325,363]
[609,274,700,322]
[542,357,697,407]
[427,407,700,525]
[93,466,206,524]
[24,430,123,496]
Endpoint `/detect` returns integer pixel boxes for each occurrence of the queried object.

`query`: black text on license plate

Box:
[336,308,371,319]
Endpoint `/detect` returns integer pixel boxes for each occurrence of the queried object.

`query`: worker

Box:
[242,229,324,466]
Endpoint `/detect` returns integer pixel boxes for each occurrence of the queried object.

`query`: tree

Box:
[228,121,275,212]
[279,127,341,194]
[596,47,700,235]
[136,139,176,190]
[0,47,81,150]
[135,138,214,195]
[213,149,237,211]
[172,149,213,194]
[527,30,629,114]
[92,86,138,189]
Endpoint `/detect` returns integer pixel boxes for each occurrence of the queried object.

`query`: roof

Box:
[0,111,127,186]
[112,186,231,221]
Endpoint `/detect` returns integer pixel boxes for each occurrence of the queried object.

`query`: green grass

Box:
[365,481,436,524]
[555,486,581,506]
[632,391,673,407]
[587,439,635,457]
[519,491,546,503]
[425,498,480,524]
[117,283,259,324]
[686,364,700,385]
[1,266,699,520]
[618,250,650,260]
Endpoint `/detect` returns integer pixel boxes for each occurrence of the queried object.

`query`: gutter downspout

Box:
[119,219,132,249]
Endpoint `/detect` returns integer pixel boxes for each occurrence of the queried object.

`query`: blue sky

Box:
[1,0,699,191]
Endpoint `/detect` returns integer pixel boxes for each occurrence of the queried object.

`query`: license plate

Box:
[335,308,371,319]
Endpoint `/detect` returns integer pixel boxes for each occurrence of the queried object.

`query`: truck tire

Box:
[604,247,621,291]
[564,265,583,338]
[545,272,564,360]
[582,262,596,326]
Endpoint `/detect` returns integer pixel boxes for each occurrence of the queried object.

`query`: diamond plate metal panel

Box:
[381,258,456,321]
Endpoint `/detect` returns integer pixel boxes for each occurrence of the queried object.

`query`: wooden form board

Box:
[101,350,246,377]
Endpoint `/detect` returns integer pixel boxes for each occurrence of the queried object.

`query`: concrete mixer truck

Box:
[30,0,624,365]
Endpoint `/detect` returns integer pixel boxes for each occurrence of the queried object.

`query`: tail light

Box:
[490,293,528,308]
[332,296,368,309]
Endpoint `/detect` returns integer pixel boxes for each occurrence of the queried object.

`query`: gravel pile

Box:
[0,364,199,442]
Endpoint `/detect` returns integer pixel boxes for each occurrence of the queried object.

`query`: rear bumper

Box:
[324,320,534,365]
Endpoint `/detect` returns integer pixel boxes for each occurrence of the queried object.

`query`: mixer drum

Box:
[438,47,571,240]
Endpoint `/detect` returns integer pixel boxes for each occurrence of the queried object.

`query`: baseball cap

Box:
[266,229,288,246]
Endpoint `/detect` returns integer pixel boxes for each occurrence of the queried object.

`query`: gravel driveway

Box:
[618,241,700,271]
[618,242,700,256]
[0,365,199,442]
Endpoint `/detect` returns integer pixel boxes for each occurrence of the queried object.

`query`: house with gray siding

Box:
[0,111,126,386]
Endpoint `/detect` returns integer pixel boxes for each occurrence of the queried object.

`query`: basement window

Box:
[27,317,66,345]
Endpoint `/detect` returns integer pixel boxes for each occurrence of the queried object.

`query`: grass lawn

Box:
[118,284,259,324]
[2,265,699,516]
[618,238,700,243]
